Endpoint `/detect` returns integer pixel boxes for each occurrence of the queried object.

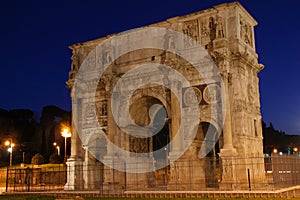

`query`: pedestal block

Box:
[64,156,84,190]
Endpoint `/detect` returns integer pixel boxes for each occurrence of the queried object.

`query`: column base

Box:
[219,148,238,190]
[219,148,237,156]
[101,156,125,193]
[124,156,156,191]
[64,156,84,190]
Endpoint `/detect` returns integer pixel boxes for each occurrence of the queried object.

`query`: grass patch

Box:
[0,164,65,172]
[84,198,300,200]
[37,164,65,168]
[0,164,64,170]
[37,164,65,172]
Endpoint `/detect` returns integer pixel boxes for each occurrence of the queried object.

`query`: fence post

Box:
[124,162,126,192]
[247,168,251,191]
[5,167,9,192]
[26,168,30,192]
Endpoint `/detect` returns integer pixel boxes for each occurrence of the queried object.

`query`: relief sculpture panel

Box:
[200,16,225,46]
[182,19,199,47]
[240,15,253,46]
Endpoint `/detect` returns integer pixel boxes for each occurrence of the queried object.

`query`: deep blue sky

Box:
[0,0,299,134]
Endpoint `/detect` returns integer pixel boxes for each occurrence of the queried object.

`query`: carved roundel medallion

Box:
[183,87,202,106]
[203,84,221,104]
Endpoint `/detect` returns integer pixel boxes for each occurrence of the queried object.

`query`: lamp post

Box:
[53,142,60,156]
[164,147,168,184]
[56,146,60,156]
[61,129,71,162]
[293,147,298,155]
[5,140,15,167]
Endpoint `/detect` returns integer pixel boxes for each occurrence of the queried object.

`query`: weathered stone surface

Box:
[65,2,266,191]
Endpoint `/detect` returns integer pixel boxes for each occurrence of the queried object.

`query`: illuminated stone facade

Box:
[65,2,266,191]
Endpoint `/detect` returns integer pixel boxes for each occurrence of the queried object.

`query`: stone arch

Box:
[84,129,107,161]
[183,121,220,188]
[197,121,220,188]
[83,130,107,190]
[65,2,268,191]
[127,94,170,154]
[200,118,222,134]
[189,119,222,148]
[129,86,172,119]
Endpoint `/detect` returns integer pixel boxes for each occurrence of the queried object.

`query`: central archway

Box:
[152,107,170,168]
[129,95,170,156]
[128,95,171,187]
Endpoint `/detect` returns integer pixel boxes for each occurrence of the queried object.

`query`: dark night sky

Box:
[0,0,299,134]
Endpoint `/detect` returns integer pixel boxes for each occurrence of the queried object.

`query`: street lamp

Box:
[53,142,60,156]
[293,147,298,155]
[56,146,60,156]
[164,147,168,184]
[61,128,71,162]
[5,140,15,167]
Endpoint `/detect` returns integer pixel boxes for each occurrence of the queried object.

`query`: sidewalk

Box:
[2,186,300,198]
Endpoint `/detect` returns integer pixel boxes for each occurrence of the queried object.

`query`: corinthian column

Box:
[106,91,115,157]
[219,72,237,190]
[220,73,236,154]
[65,88,84,190]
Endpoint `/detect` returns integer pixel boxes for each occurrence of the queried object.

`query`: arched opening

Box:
[199,122,220,188]
[152,106,169,168]
[85,132,107,190]
[129,96,169,155]
[129,95,170,186]
[152,106,170,186]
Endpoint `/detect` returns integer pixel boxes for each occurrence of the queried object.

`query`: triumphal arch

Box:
[65,2,266,191]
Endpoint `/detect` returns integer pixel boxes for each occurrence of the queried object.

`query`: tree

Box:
[31,153,45,165]
[49,153,61,164]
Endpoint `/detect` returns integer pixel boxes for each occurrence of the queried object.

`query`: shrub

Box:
[49,153,61,164]
[31,153,45,165]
